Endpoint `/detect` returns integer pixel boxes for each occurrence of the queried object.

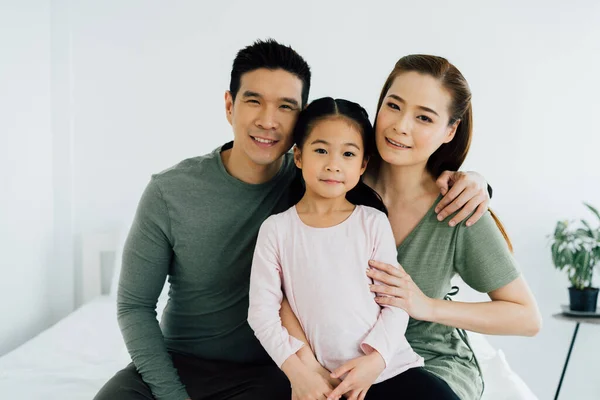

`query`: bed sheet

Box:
[0,296,538,399]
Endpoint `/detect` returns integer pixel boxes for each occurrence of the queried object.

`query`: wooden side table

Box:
[552,312,600,400]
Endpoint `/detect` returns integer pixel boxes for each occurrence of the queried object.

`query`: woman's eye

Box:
[417,115,433,123]
[315,148,327,154]
[387,102,400,110]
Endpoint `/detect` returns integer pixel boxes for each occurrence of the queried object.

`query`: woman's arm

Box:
[367,261,542,336]
[430,276,541,336]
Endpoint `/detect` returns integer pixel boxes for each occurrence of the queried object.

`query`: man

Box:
[94,39,489,400]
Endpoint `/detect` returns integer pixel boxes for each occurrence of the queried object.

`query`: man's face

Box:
[225,68,303,167]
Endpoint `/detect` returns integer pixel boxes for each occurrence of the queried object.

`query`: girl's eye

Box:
[315,148,327,154]
[387,102,400,110]
[343,152,356,157]
[417,115,433,123]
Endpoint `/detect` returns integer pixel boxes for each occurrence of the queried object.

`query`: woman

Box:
[282,55,542,400]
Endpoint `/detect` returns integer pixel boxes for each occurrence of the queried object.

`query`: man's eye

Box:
[280,104,294,110]
[247,99,260,104]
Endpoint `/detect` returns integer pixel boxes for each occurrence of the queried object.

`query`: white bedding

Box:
[0,295,538,399]
[0,296,130,399]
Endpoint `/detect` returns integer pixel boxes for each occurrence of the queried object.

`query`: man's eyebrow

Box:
[242,91,299,107]
[281,97,299,107]
[242,90,261,98]
[387,94,439,117]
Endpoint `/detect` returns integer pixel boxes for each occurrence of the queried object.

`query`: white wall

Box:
[0,1,56,354]
[3,0,600,398]
[66,2,600,398]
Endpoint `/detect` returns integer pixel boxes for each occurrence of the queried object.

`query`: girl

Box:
[289,55,542,400]
[248,98,429,400]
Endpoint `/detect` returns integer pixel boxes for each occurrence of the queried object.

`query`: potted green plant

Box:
[550,203,600,312]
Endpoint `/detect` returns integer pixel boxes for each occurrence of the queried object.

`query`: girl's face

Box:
[375,71,459,169]
[294,118,367,201]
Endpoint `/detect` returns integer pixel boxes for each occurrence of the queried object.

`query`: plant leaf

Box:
[576,228,593,239]
[551,242,560,267]
[584,203,600,223]
[554,221,566,238]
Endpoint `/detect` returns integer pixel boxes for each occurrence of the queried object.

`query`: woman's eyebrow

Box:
[388,94,439,117]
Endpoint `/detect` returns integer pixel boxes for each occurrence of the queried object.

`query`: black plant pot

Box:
[569,287,599,312]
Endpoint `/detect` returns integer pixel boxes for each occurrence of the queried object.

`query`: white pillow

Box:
[480,350,539,400]
[468,331,497,361]
[108,225,132,298]
[450,280,539,400]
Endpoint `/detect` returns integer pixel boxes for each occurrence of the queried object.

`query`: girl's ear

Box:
[360,155,369,176]
[293,145,302,169]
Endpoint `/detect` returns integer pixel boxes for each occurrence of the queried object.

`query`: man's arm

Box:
[435,170,491,227]
[117,178,190,400]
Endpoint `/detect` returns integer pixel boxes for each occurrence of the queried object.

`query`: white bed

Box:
[0,231,539,399]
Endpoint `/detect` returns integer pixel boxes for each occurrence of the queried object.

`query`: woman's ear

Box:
[443,119,460,144]
[293,145,302,169]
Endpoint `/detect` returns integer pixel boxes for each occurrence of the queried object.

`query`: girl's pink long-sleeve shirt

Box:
[248,205,423,383]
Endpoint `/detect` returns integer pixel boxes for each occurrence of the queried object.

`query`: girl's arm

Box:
[279,297,318,365]
[280,297,342,388]
[359,214,412,367]
[247,220,305,367]
[250,219,336,398]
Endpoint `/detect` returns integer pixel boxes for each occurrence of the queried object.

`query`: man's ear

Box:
[225,91,234,126]
[293,145,302,169]
[443,119,460,144]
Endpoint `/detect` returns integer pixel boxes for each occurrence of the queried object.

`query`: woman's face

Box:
[375,71,459,169]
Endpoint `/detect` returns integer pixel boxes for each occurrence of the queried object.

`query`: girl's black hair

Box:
[289,97,387,215]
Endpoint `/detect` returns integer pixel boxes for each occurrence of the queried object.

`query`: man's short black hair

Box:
[229,39,311,107]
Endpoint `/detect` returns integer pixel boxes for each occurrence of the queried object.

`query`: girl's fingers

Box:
[331,361,354,379]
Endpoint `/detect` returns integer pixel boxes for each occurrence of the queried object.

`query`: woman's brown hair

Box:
[373,55,512,252]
